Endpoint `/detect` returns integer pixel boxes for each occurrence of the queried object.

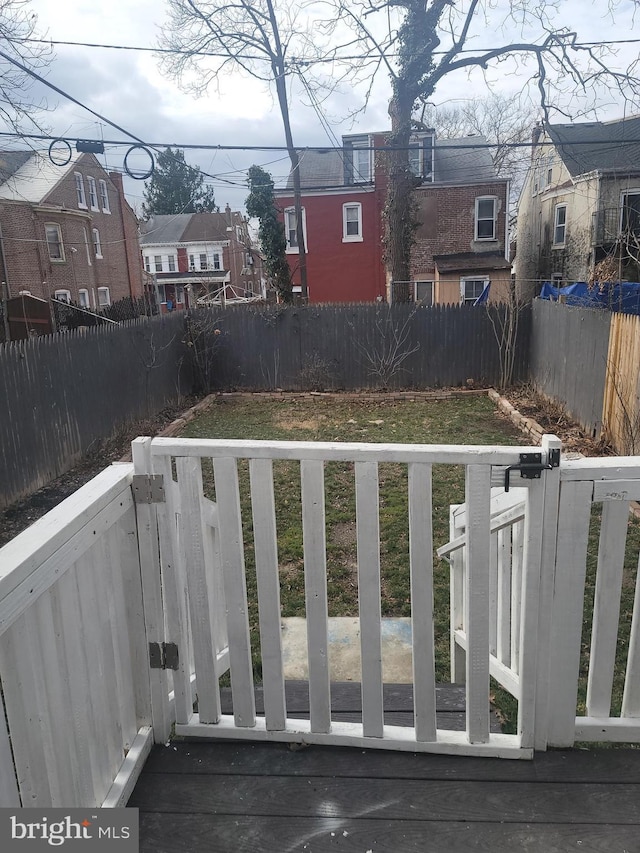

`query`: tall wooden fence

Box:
[193,302,531,391]
[603,312,640,454]
[0,313,191,508]
[530,299,611,439]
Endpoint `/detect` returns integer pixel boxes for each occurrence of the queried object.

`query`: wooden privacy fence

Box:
[195,302,531,391]
[0,313,192,509]
[603,312,640,455]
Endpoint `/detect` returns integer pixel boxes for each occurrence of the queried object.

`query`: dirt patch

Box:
[275,416,322,432]
[503,385,614,457]
[0,398,201,548]
[279,560,303,579]
[330,521,357,549]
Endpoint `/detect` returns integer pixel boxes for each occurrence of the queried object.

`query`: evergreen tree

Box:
[246,165,293,303]
[142,147,217,217]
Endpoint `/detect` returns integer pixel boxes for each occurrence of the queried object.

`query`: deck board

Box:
[130,683,640,852]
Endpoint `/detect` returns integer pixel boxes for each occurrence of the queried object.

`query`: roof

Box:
[139,212,241,246]
[433,252,511,273]
[548,116,640,177]
[0,150,84,203]
[282,134,499,191]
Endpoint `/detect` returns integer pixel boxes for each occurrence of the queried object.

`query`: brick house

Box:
[274,131,511,304]
[0,151,144,311]
[139,208,265,312]
[514,116,640,300]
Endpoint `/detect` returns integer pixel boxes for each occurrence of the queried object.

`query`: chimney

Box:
[531,122,543,160]
[225,203,232,224]
[109,171,124,193]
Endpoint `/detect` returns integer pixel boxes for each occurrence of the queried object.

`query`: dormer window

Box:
[409,134,434,182]
[344,136,372,184]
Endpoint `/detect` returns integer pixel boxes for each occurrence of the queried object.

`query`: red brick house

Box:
[0,151,144,311]
[275,131,511,304]
[139,208,265,312]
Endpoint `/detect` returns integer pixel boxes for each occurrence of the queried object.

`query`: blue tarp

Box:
[539,281,640,315]
[473,281,491,305]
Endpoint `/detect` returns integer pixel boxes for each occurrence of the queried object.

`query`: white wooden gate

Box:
[134,434,562,759]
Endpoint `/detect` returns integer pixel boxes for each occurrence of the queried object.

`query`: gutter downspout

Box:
[0,224,10,342]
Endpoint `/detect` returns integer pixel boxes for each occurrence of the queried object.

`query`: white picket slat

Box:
[154,452,193,726]
[546,480,594,747]
[496,527,511,667]
[510,520,524,675]
[131,438,171,742]
[249,459,286,731]
[587,500,629,718]
[464,464,492,744]
[489,532,498,656]
[301,460,331,734]
[449,506,466,684]
[177,456,221,724]
[622,550,640,718]
[213,456,256,728]
[0,613,53,806]
[408,463,437,742]
[0,686,20,806]
[355,461,384,739]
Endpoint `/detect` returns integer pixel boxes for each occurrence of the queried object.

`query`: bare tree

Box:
[159,0,333,300]
[332,0,640,301]
[0,0,53,133]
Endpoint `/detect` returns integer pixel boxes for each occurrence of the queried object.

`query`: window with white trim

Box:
[342,203,363,242]
[199,253,208,270]
[154,255,163,273]
[97,286,110,307]
[168,254,176,272]
[213,252,221,270]
[460,277,488,304]
[83,227,92,266]
[155,283,166,303]
[285,207,307,253]
[54,289,71,303]
[175,285,185,304]
[189,254,196,271]
[621,191,640,236]
[475,197,497,240]
[408,135,434,181]
[92,228,103,258]
[414,280,433,305]
[553,204,567,246]
[78,289,90,308]
[45,223,64,261]
[551,272,562,286]
[98,179,110,213]
[87,176,99,210]
[345,137,372,184]
[74,173,86,208]
[144,255,151,273]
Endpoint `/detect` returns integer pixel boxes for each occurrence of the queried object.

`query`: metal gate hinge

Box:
[149,642,179,670]
[132,474,165,503]
[504,450,560,492]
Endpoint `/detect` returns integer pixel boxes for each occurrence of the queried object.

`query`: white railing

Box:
[134,435,562,758]
[0,464,152,808]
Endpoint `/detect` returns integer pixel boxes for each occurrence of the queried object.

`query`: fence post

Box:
[131,437,172,744]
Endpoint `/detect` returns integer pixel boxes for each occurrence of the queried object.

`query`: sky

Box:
[9,0,640,213]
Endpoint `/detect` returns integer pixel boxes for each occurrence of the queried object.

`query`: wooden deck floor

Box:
[129,683,640,852]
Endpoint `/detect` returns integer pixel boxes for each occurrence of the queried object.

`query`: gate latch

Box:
[504,449,560,492]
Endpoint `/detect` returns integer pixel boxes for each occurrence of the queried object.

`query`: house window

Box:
[45,223,64,261]
[154,255,163,273]
[409,135,434,181]
[97,286,110,307]
[475,197,497,240]
[551,273,562,286]
[414,281,433,305]
[345,137,372,184]
[199,253,208,270]
[245,252,253,267]
[87,176,98,210]
[155,283,166,303]
[553,204,567,246]
[547,167,553,187]
[460,278,488,304]
[175,285,185,304]
[83,227,92,266]
[98,179,110,213]
[342,203,363,242]
[78,289,90,308]
[144,255,151,273]
[168,255,176,272]
[621,192,640,236]
[189,254,196,271]
[75,173,86,208]
[54,289,71,303]
[285,207,307,253]
[213,252,221,270]
[92,228,103,258]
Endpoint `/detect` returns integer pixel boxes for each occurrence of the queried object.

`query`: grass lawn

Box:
[178,394,639,735]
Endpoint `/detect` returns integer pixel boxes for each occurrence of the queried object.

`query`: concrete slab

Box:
[281,616,414,682]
